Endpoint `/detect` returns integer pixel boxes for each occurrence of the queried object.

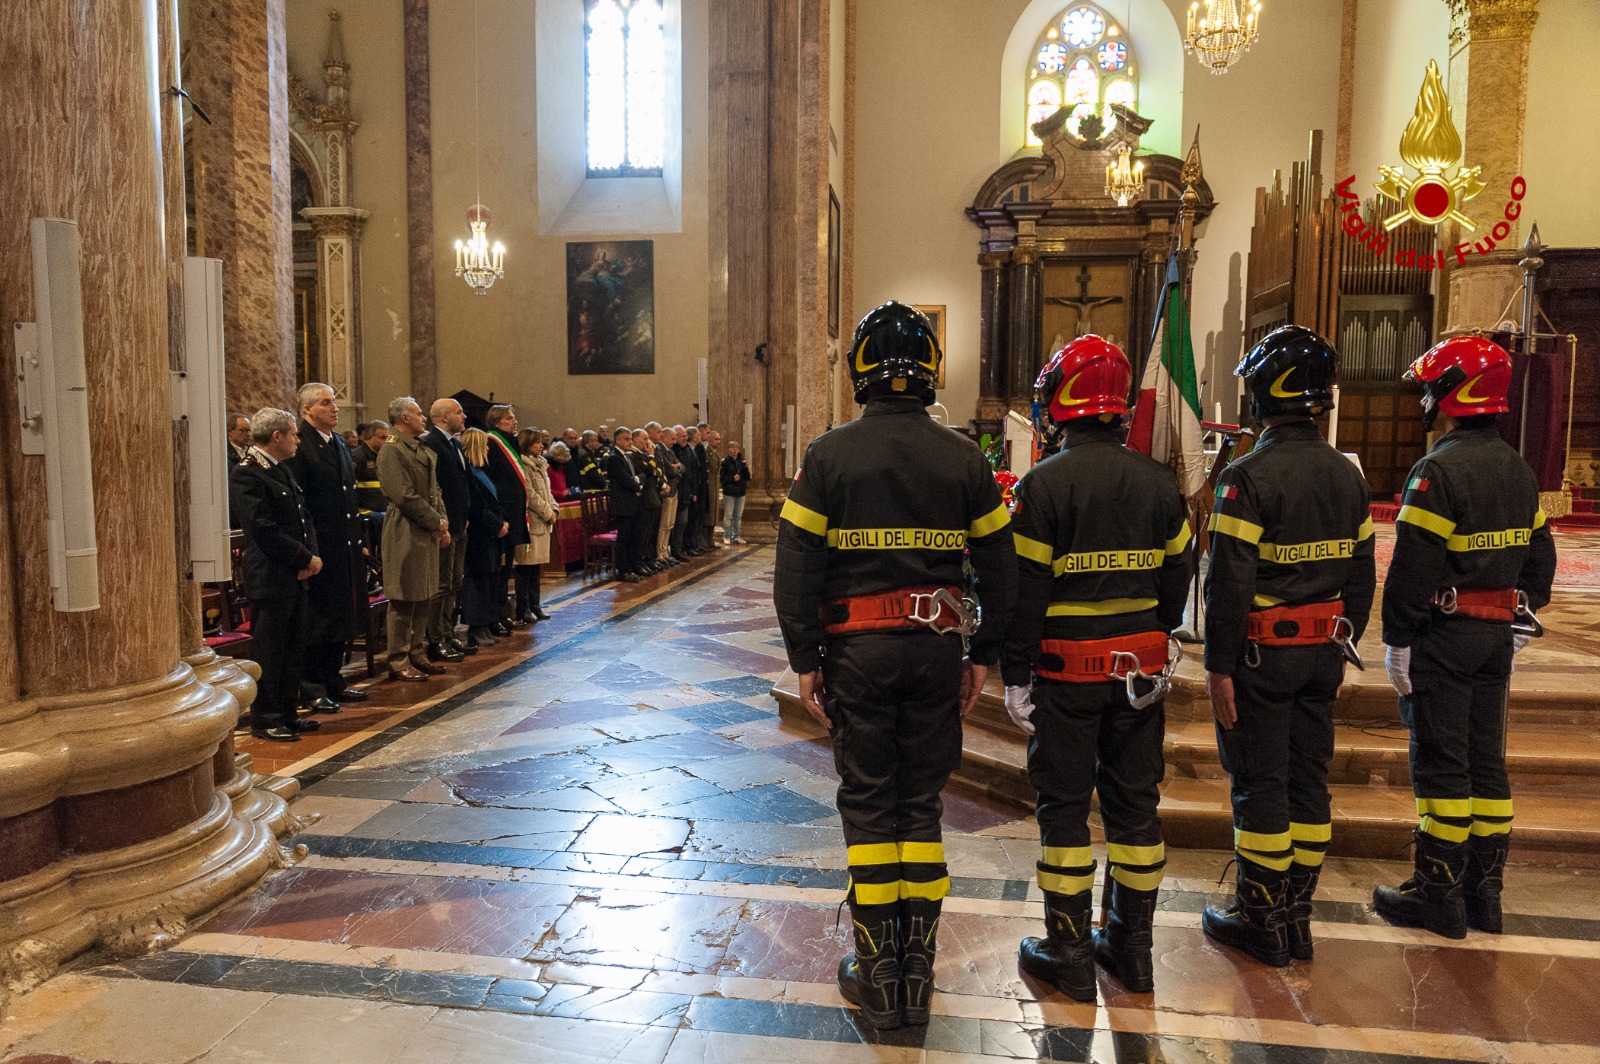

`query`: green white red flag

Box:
[1128,264,1206,498]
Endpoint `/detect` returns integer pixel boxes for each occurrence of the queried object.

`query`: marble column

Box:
[1441,0,1541,332]
[1006,247,1044,408]
[404,0,438,402]
[977,251,1011,424]
[0,0,295,1002]
[185,0,298,413]
[794,0,833,455]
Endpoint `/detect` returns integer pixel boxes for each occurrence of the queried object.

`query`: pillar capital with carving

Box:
[1446,0,1540,49]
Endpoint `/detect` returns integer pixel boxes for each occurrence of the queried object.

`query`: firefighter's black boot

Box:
[838,904,901,1029]
[898,897,940,1026]
[1373,830,1468,940]
[1091,879,1158,993]
[1202,857,1291,968]
[1018,889,1096,1001]
[1464,833,1510,934]
[1287,865,1321,960]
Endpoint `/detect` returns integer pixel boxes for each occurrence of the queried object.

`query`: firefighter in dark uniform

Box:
[1001,335,1190,999]
[577,431,610,493]
[1375,335,1556,938]
[1202,325,1376,967]
[774,301,1016,1030]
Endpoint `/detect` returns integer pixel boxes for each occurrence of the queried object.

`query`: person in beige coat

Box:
[516,428,557,621]
[378,397,450,681]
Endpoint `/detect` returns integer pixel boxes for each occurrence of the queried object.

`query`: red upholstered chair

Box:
[203,531,254,660]
[582,493,617,580]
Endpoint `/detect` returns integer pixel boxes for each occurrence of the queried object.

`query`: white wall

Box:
[1346,0,1450,200]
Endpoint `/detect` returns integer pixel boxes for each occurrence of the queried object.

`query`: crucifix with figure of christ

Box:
[1046,263,1124,339]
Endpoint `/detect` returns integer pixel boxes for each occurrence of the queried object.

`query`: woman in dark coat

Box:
[459,428,510,646]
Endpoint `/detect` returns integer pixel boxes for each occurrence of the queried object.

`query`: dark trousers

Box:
[250,590,307,730]
[824,631,963,906]
[1029,680,1166,895]
[1216,643,1342,871]
[614,511,640,574]
[670,497,692,556]
[303,640,347,697]
[638,505,662,566]
[1403,614,1515,842]
[514,564,541,612]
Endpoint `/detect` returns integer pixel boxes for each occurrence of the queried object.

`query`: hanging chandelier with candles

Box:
[1105,146,1145,207]
[455,0,506,295]
[1184,0,1262,75]
[455,204,505,295]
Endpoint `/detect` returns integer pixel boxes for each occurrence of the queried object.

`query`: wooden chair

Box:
[582,493,617,580]
[203,531,254,660]
[348,514,389,676]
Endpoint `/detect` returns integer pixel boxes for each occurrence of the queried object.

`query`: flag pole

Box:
[1177,128,1208,642]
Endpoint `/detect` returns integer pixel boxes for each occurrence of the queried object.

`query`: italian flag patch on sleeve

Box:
[1408,476,1430,493]
[1216,484,1238,501]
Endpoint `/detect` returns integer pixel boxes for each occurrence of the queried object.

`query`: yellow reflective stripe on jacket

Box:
[969,503,1010,538]
[1046,597,1159,617]
[1165,524,1192,555]
[1209,512,1264,545]
[1257,538,1356,564]
[1397,504,1456,539]
[1014,534,1054,567]
[826,527,967,550]
[1533,508,1547,530]
[1357,516,1375,541]
[780,498,828,536]
[1446,526,1532,552]
[355,480,382,489]
[1052,548,1164,576]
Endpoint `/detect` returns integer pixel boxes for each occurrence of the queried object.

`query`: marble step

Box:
[772,671,1600,867]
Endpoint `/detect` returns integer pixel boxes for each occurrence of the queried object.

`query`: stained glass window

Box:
[586,0,664,176]
[1023,2,1139,148]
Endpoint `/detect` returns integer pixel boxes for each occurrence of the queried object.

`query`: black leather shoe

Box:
[331,688,369,703]
[302,697,340,715]
[251,726,301,742]
[506,617,530,630]
[291,717,323,733]
[531,608,550,621]
[427,642,466,663]
[491,622,513,637]
[411,659,447,676]
[449,637,478,656]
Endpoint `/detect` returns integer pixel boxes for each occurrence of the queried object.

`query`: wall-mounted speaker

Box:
[182,257,230,583]
[27,218,100,612]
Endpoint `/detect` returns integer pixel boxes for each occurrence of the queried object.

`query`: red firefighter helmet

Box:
[1034,335,1132,425]
[1405,334,1512,419]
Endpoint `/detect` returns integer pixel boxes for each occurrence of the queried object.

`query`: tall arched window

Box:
[1025,3,1139,147]
[585,0,664,176]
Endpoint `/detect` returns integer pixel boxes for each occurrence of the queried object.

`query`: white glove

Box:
[1004,685,1036,736]
[1384,645,1412,696]
[1512,630,1532,654]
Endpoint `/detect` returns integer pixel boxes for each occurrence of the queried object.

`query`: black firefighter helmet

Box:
[1236,325,1338,422]
[848,301,941,405]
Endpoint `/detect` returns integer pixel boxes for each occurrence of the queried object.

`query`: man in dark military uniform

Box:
[1001,335,1190,999]
[774,301,1016,1030]
[577,430,610,493]
[1375,335,1556,938]
[1202,325,1376,967]
[229,408,324,743]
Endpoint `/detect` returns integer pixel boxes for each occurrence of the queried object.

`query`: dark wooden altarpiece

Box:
[966,105,1214,438]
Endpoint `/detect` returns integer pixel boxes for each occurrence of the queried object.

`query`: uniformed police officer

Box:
[1002,336,1190,998]
[1203,325,1376,967]
[774,301,1016,1030]
[1375,335,1556,938]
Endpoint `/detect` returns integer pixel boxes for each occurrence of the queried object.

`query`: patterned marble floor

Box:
[5,546,1600,1063]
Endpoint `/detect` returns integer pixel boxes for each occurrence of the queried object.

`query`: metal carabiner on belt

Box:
[1512,589,1544,639]
[1330,614,1366,670]
[907,588,982,651]
[1108,638,1182,709]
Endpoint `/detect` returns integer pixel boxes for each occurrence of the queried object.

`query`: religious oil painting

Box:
[566,240,655,375]
[911,304,947,390]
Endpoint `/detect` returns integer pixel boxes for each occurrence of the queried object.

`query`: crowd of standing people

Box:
[226,386,744,743]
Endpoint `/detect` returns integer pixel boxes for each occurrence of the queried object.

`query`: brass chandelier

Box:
[1105,146,1145,207]
[454,0,506,295]
[1184,0,1262,75]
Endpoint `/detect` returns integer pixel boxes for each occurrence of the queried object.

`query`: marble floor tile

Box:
[351,803,596,850]
[1,978,273,1063]
[569,812,693,856]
